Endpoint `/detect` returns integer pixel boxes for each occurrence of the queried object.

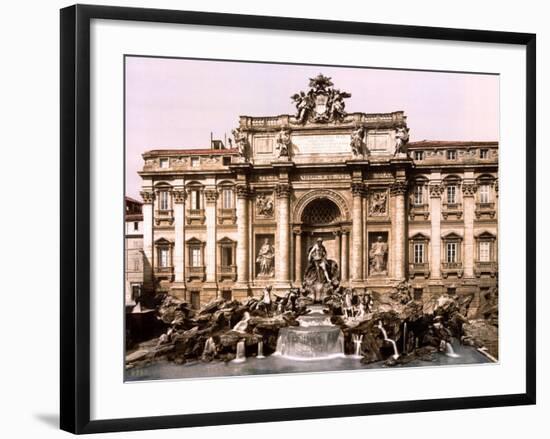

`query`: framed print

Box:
[60,4,536,434]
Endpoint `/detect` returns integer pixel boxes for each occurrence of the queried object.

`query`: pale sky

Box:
[125,56,499,199]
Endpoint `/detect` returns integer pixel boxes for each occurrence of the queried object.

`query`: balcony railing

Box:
[474,261,498,278]
[154,209,174,226]
[409,203,429,220]
[218,208,237,224]
[408,262,430,279]
[442,203,463,220]
[186,265,205,281]
[441,261,463,278]
[186,208,206,225]
[475,202,496,219]
[154,266,174,278]
[217,265,237,281]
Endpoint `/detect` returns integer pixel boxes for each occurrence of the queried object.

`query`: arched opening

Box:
[298,198,345,282]
[301,198,342,225]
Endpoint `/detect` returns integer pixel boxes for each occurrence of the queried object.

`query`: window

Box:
[479,241,491,262]
[446,242,458,263]
[447,185,457,204]
[191,157,200,167]
[190,189,201,210]
[191,247,202,267]
[159,158,169,169]
[413,185,424,205]
[447,287,457,295]
[447,150,457,160]
[413,243,425,264]
[133,221,139,231]
[222,188,233,209]
[221,246,233,267]
[159,247,170,268]
[480,149,489,159]
[479,184,491,203]
[413,288,423,300]
[221,290,232,301]
[222,156,231,166]
[131,284,141,301]
[159,191,169,210]
[414,150,424,160]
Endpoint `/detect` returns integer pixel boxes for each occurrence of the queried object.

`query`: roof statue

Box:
[290,74,351,124]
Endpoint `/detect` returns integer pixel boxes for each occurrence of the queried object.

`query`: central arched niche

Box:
[299,197,344,273]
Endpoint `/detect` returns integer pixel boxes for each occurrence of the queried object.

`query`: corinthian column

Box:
[235,184,250,284]
[276,183,291,284]
[140,190,154,293]
[392,180,408,280]
[173,189,186,284]
[350,182,364,283]
[294,228,302,285]
[462,181,477,278]
[204,188,218,284]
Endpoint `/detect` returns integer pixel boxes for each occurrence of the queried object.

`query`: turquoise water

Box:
[126,343,491,382]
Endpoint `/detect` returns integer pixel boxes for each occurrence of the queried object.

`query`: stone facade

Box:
[137,76,498,308]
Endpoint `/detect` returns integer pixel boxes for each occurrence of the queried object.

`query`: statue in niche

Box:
[350,126,365,157]
[232,128,249,161]
[256,238,275,277]
[275,128,291,158]
[369,236,388,275]
[369,191,387,216]
[256,193,274,217]
[394,126,410,156]
[306,237,331,283]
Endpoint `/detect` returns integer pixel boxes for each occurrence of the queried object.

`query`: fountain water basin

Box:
[274,306,345,361]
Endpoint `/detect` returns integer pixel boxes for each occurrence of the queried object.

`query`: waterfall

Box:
[445,341,460,358]
[274,309,345,361]
[377,321,399,360]
[232,340,246,363]
[257,340,265,359]
[350,334,364,359]
[202,337,216,359]
[402,322,408,354]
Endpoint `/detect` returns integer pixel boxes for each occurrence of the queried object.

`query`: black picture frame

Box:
[60,4,536,434]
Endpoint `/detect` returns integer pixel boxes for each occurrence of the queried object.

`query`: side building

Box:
[125,196,144,308]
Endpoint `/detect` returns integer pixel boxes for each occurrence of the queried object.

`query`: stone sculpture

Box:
[256,238,275,276]
[369,191,387,216]
[350,126,365,157]
[232,128,249,161]
[369,235,388,275]
[256,193,274,217]
[394,126,410,156]
[275,128,291,158]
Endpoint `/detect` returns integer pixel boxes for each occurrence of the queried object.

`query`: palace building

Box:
[136,75,498,308]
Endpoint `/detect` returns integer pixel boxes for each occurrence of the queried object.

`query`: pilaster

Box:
[350,182,365,284]
[462,179,477,278]
[275,183,291,289]
[429,178,443,282]
[234,183,251,300]
[140,190,154,294]
[391,180,408,280]
[170,189,186,299]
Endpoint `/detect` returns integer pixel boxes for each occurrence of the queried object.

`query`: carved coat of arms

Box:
[291,74,351,124]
